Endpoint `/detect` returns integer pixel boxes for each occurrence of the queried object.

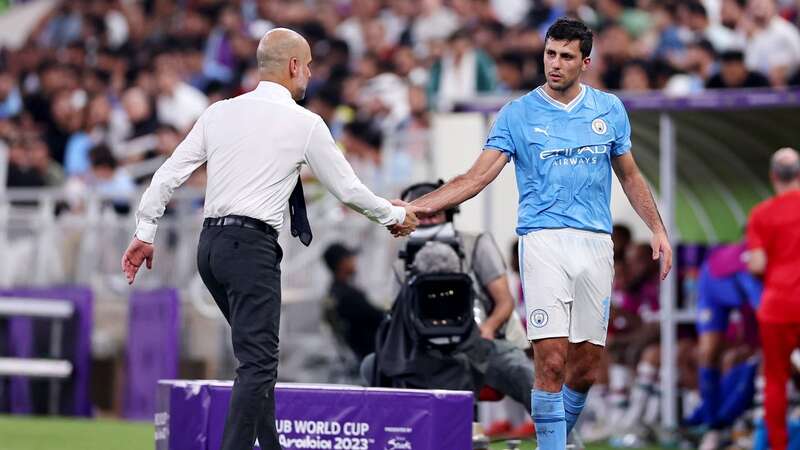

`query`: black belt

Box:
[203,215,278,238]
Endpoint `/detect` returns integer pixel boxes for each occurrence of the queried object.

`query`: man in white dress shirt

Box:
[121,28,425,450]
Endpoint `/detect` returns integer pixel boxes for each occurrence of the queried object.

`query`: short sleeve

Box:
[484,103,516,159]
[472,233,507,287]
[611,97,632,157]
[746,208,766,251]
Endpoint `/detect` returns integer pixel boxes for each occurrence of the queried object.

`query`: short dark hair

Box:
[720,50,745,62]
[498,52,525,72]
[89,145,117,170]
[687,1,708,18]
[545,18,594,58]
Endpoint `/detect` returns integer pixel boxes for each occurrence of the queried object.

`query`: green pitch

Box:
[0,415,151,450]
[0,415,663,450]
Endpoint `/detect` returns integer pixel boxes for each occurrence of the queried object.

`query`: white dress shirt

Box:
[134,81,405,243]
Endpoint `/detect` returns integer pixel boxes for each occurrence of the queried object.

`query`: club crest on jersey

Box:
[591,118,607,135]
[530,309,549,328]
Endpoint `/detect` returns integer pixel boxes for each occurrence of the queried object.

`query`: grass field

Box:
[0,415,663,450]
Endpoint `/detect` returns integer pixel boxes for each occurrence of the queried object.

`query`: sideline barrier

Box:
[156,380,473,450]
[125,288,180,420]
[0,287,92,416]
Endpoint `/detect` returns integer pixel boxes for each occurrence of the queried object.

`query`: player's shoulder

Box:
[583,85,625,114]
[495,90,548,122]
[498,92,532,114]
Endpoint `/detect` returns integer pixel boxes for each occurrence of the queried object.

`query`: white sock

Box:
[620,362,657,430]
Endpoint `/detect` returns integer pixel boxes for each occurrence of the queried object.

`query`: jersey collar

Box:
[536,84,586,112]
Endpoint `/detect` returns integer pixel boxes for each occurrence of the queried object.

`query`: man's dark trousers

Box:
[197,223,283,450]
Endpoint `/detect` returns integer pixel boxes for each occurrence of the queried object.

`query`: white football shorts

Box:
[519,228,614,346]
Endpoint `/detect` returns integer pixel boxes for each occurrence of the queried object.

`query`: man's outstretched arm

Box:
[410,149,509,213]
[612,152,672,280]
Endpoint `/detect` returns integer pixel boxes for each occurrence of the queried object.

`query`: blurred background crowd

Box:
[2,0,800,196]
[1,0,799,448]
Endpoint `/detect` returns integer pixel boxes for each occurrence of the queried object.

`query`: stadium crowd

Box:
[2,0,800,196]
[2,0,800,448]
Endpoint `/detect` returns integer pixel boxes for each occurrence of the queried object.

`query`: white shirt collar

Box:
[536,84,586,112]
[253,81,294,101]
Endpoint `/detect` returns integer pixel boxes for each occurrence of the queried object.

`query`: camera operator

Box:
[394,181,528,347]
[367,181,533,411]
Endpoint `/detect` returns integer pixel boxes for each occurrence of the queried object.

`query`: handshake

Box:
[387,199,433,238]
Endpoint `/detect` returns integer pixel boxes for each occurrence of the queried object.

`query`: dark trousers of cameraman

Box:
[485,340,535,412]
[362,339,534,412]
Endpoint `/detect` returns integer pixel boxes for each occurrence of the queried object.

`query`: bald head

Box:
[770,147,800,184]
[257,28,309,75]
[256,28,312,101]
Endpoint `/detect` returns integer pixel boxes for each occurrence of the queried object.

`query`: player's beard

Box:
[547,74,577,93]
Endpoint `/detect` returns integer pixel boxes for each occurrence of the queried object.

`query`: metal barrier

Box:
[0,296,75,414]
[0,186,403,303]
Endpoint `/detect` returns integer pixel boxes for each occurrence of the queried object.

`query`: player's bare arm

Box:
[611,152,673,280]
[410,149,508,213]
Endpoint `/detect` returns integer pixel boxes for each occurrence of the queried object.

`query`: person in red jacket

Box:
[747,147,800,450]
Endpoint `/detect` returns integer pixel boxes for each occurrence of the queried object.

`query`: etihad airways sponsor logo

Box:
[540,145,609,166]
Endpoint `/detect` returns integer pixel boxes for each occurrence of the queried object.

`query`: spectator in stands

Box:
[307,85,346,140]
[64,94,116,178]
[595,0,651,39]
[620,60,652,91]
[27,136,64,187]
[427,28,496,111]
[0,72,22,120]
[686,1,745,52]
[744,0,800,86]
[202,4,244,85]
[117,87,158,164]
[495,52,531,92]
[410,0,460,56]
[341,119,386,193]
[154,125,180,159]
[598,23,634,90]
[707,49,771,88]
[85,144,135,211]
[322,242,385,361]
[45,89,82,165]
[6,137,45,188]
[721,0,748,32]
[336,0,381,63]
[155,65,208,133]
[665,39,718,94]
[612,223,633,263]
[747,147,800,450]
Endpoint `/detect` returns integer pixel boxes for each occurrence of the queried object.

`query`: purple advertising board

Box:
[125,288,180,420]
[1,286,93,416]
[156,380,474,450]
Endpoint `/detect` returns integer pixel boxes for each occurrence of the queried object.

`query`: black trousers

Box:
[197,225,283,450]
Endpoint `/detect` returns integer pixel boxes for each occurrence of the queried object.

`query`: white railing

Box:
[0,185,404,310]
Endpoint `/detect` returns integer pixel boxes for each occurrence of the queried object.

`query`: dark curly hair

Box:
[545,18,594,59]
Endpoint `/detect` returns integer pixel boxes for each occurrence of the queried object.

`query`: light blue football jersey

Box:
[485,84,632,235]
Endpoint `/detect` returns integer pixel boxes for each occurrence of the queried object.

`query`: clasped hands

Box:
[387,200,433,238]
